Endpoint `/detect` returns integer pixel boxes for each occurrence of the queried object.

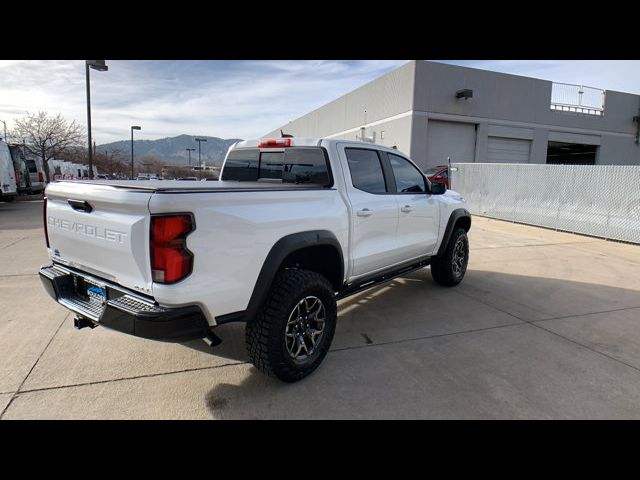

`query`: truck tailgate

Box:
[45,182,154,295]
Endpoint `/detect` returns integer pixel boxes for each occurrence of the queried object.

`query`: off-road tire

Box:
[245,268,337,383]
[431,227,469,287]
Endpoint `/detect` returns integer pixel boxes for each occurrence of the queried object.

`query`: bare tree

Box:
[89,149,128,178]
[11,111,85,182]
[138,155,167,176]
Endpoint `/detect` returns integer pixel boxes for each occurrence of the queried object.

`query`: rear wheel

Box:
[245,268,337,382]
[431,227,469,287]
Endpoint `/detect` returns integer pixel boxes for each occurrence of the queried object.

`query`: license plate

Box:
[87,286,107,302]
[72,275,106,303]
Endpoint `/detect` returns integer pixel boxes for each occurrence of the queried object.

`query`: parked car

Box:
[0,141,18,202]
[39,137,471,382]
[424,165,449,189]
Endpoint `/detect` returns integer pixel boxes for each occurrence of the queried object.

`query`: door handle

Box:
[401,205,412,213]
[68,199,93,213]
[357,208,373,217]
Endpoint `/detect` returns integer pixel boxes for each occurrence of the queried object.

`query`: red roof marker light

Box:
[259,138,292,148]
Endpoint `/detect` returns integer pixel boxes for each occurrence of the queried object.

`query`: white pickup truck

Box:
[39,137,471,382]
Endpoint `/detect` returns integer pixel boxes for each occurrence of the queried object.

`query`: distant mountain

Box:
[97,135,243,167]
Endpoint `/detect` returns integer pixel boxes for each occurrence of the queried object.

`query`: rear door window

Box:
[222,147,331,186]
[345,148,387,194]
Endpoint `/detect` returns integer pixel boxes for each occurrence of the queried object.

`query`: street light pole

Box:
[0,119,6,143]
[194,138,207,180]
[130,125,141,179]
[186,147,195,168]
[85,60,108,180]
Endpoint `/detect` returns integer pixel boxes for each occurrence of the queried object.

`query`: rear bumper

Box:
[39,263,211,342]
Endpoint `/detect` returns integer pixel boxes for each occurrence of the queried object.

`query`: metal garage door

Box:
[426,121,477,169]
[487,137,531,163]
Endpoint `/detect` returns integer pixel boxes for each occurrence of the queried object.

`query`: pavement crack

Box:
[0,274,38,278]
[529,322,640,377]
[332,321,523,353]
[0,313,69,420]
[531,305,640,323]
[456,289,640,378]
[12,361,249,396]
[1,237,27,249]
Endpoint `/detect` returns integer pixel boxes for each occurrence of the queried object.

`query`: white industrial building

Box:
[266,61,640,169]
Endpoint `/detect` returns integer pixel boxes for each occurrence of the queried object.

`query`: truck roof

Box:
[233,137,408,156]
[233,138,323,148]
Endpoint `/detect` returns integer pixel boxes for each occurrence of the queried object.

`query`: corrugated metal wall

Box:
[451,163,640,244]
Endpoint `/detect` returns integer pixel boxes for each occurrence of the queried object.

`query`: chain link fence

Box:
[450,163,640,244]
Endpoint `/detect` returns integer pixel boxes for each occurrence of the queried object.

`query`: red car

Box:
[424,165,449,189]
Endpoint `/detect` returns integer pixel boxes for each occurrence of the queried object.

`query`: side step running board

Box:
[336,259,430,300]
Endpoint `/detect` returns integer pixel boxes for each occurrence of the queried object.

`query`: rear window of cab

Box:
[221,147,332,186]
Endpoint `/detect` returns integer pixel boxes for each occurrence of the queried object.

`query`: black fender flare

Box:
[436,208,471,257]
[215,230,344,324]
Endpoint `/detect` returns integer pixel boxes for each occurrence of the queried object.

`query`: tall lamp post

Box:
[0,119,7,143]
[194,138,207,180]
[130,125,141,179]
[186,147,195,168]
[85,60,108,180]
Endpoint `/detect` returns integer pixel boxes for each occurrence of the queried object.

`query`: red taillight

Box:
[38,172,44,183]
[43,197,50,248]
[258,138,292,148]
[150,214,194,284]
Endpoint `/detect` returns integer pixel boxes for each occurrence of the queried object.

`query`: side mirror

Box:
[430,182,446,195]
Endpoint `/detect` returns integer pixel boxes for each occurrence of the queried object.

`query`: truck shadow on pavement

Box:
[198,268,640,419]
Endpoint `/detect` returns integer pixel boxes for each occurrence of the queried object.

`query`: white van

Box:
[0,141,18,202]
[48,159,77,180]
[10,146,45,194]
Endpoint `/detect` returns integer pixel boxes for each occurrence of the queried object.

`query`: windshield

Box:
[221,147,332,186]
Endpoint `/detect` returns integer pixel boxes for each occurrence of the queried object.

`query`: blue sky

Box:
[1,60,639,144]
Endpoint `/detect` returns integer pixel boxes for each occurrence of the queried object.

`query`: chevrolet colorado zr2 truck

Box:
[39,138,471,382]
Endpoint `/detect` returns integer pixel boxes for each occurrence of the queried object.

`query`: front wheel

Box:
[431,227,469,287]
[245,268,337,382]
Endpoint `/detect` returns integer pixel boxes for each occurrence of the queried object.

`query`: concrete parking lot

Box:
[1,198,640,419]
